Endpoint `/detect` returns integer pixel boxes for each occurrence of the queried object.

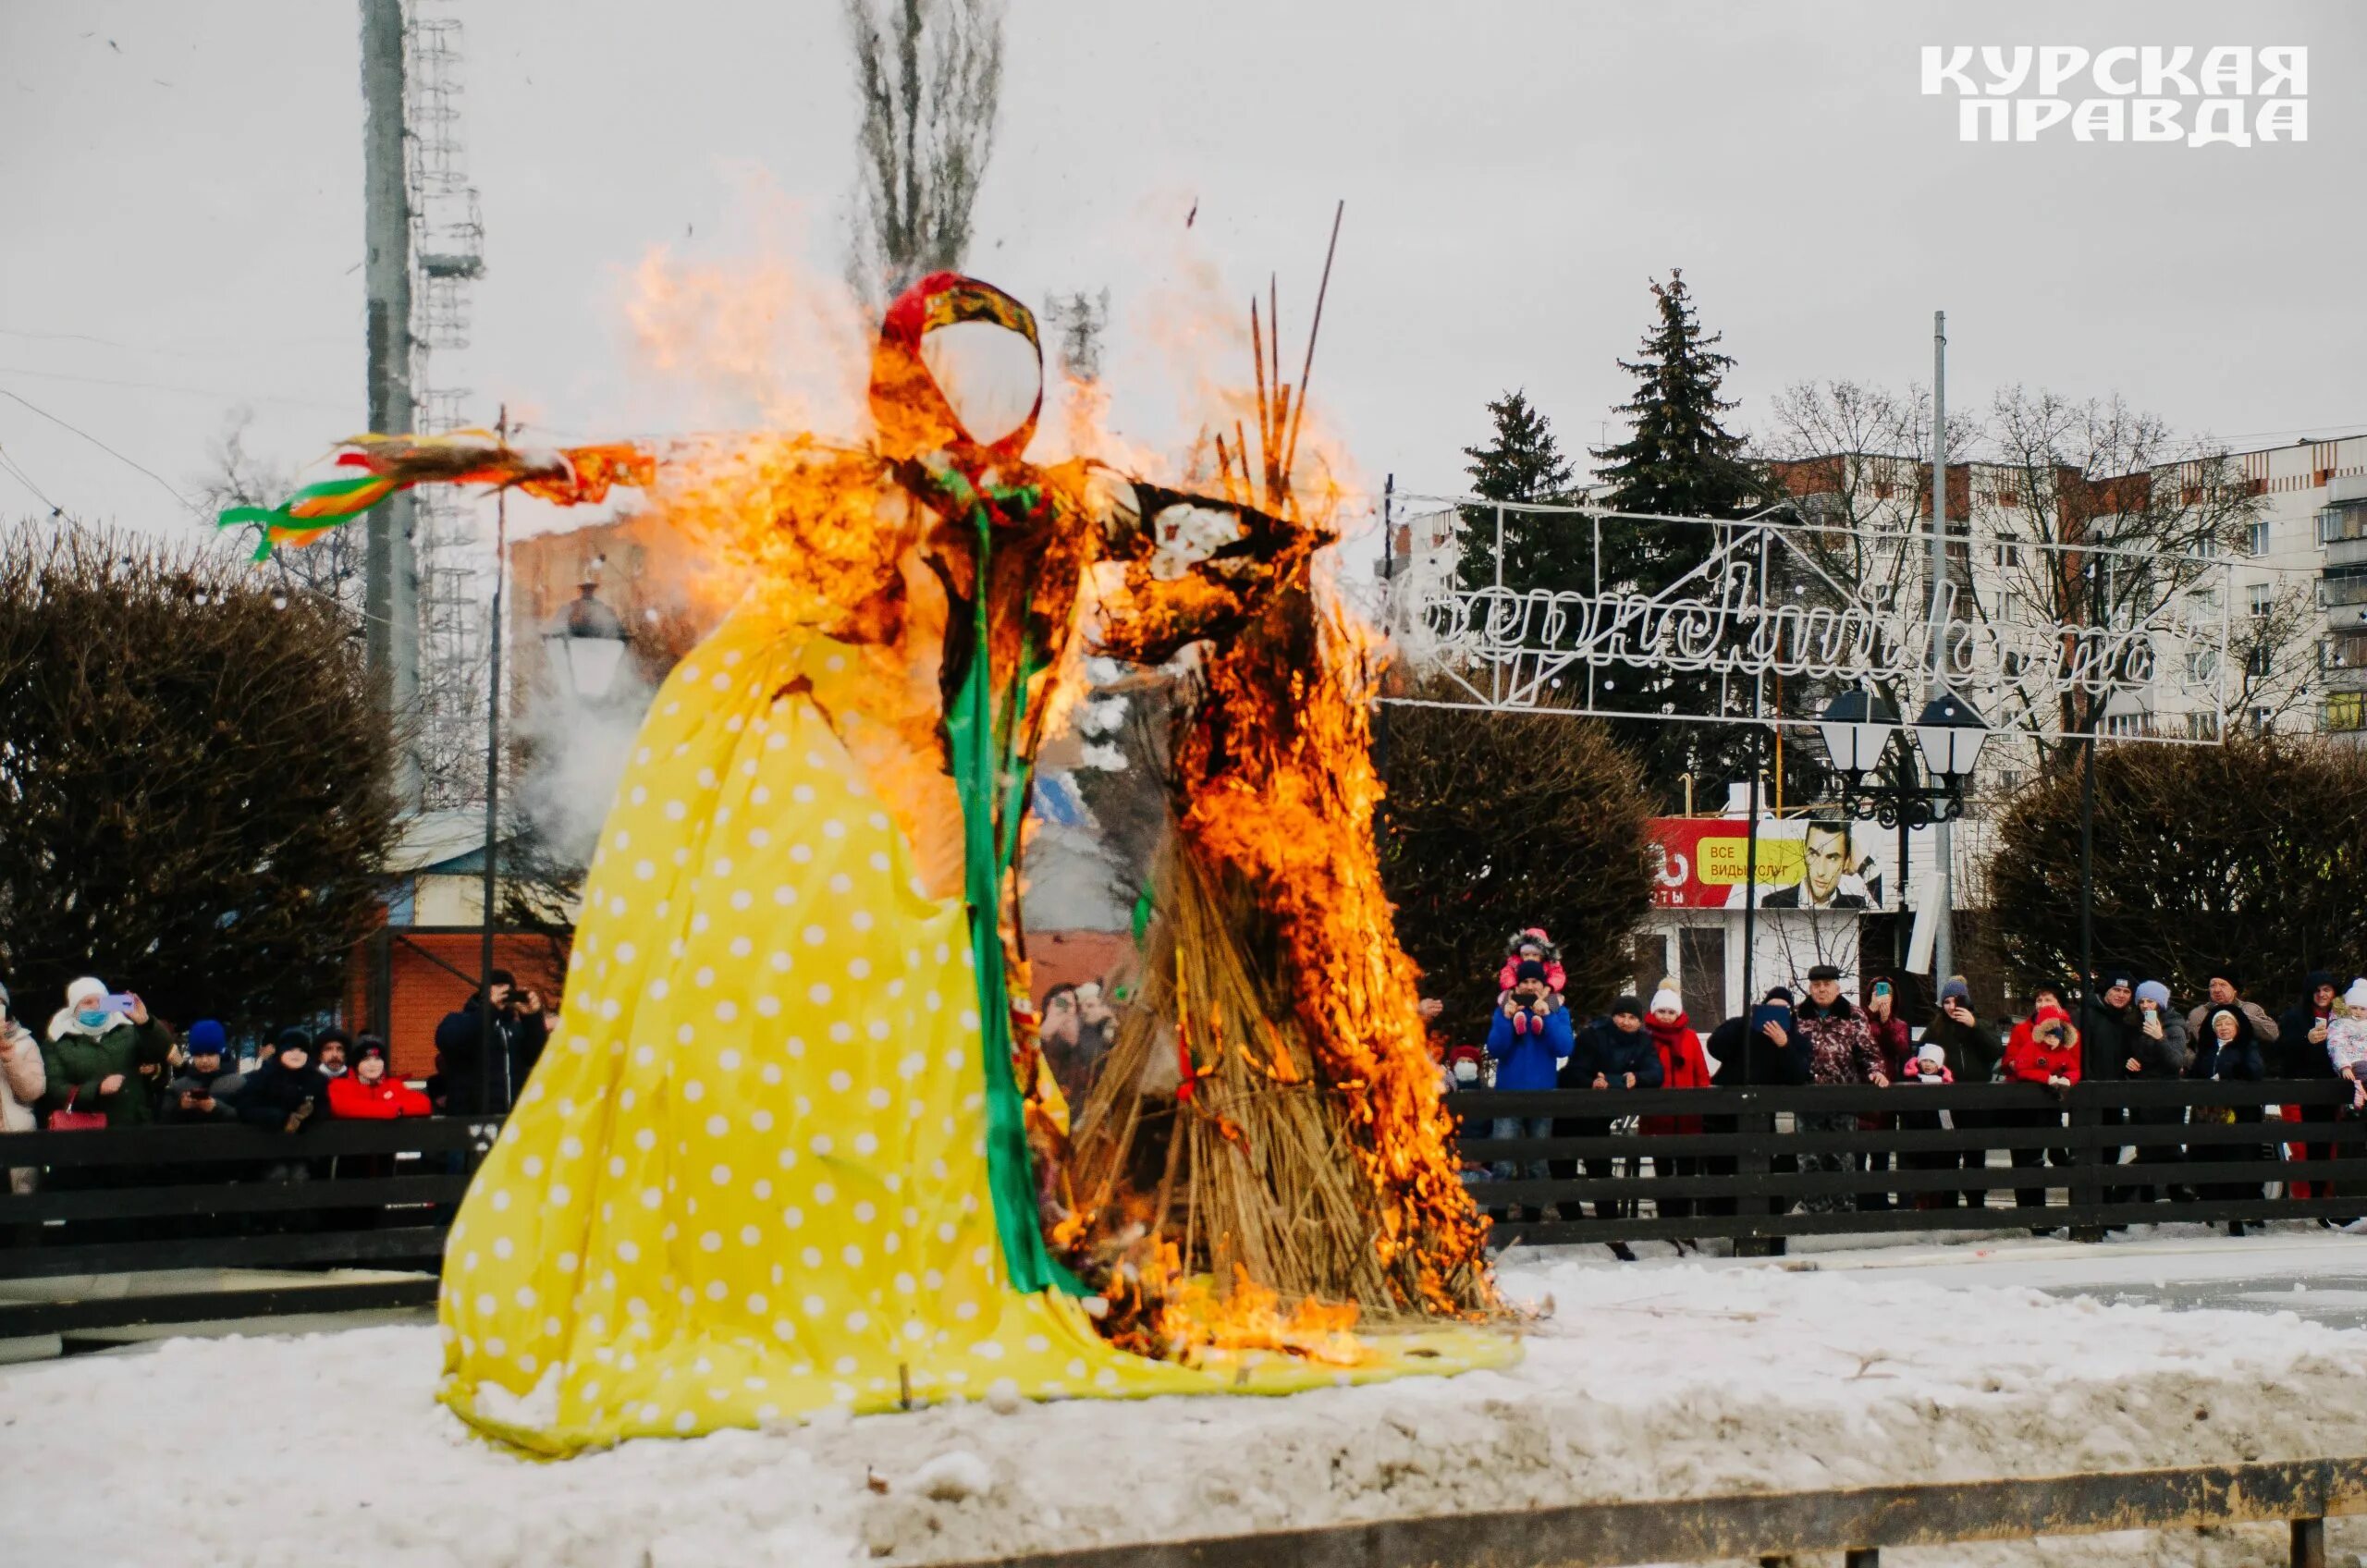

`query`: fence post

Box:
[2067,1095,2105,1243]
[1735,1096,1786,1258]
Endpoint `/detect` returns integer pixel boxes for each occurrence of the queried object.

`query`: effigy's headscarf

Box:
[869,273,1044,464]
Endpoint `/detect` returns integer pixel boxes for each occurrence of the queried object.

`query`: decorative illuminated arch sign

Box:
[1376,498,2234,743]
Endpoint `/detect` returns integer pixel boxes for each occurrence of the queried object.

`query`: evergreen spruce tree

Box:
[1590,270,1765,805]
[1453,390,1588,596]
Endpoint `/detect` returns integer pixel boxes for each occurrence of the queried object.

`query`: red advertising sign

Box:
[1649,818,1888,911]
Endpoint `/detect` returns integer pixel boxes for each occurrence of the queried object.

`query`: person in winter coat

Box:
[1638,981,1711,1220]
[1482,961,1572,1209]
[39,976,174,1127]
[2275,972,2342,1200]
[2184,970,2280,1050]
[1639,981,1713,1133]
[0,979,49,1198]
[2000,995,2081,1219]
[2122,981,2193,1204]
[325,1040,432,1121]
[324,1038,433,1194]
[2327,980,2367,1110]
[237,1029,332,1136]
[161,1019,245,1123]
[2079,975,2136,1195]
[1856,979,1916,1210]
[1908,976,2000,1208]
[2189,1002,2269,1202]
[1495,929,1567,998]
[433,970,550,1114]
[1706,988,1809,1087]
[1556,997,1665,1223]
[1902,1042,1953,1083]
[1789,965,1888,1213]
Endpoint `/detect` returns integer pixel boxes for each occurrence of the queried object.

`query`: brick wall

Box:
[346,932,570,1079]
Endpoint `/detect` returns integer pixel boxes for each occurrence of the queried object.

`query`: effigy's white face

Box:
[919,319,1043,449]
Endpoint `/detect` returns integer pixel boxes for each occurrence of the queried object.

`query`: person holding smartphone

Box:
[38,976,173,1128]
[2123,981,2191,1204]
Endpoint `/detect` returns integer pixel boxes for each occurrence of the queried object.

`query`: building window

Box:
[2248,583,2273,618]
[2246,643,2274,679]
[2186,648,2220,683]
[2187,711,2222,741]
[2325,692,2367,733]
[2252,705,2275,734]
[2249,520,2271,556]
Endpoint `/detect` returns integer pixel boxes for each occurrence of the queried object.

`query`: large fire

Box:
[257,230,1499,1365]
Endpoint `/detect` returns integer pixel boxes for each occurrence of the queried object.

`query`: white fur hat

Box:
[1650,978,1682,1017]
[2346,978,2367,1011]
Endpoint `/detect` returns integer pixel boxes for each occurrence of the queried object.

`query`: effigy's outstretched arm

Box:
[215,432,656,560]
[1085,472,1321,665]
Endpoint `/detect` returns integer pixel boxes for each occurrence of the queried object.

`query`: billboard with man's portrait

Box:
[1649,817,1892,912]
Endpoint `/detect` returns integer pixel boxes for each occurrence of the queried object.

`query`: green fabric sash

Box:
[941,486,1083,1298]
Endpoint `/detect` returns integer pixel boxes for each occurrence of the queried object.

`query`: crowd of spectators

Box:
[1446,928,2367,1235]
[0,970,555,1199]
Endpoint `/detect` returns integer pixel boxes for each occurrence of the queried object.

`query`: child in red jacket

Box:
[1495,928,1568,997]
[2004,999,2083,1088]
[325,1040,433,1120]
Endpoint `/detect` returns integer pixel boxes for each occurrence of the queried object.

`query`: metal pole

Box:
[360,0,420,806]
[479,406,508,1112]
[1896,751,1913,977]
[1492,501,1505,708]
[2079,728,2096,1002]
[1741,725,1762,1016]
[1927,311,1954,984]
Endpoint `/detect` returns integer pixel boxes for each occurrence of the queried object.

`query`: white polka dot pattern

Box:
[435,608,1513,1455]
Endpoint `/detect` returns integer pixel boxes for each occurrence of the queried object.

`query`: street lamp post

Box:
[1817,689,1988,831]
[1817,691,1987,983]
[545,572,630,703]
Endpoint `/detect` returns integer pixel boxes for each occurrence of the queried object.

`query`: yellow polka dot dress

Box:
[438,607,1514,1455]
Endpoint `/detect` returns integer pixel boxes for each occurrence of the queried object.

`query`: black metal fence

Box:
[0,1117,498,1338]
[1453,1079,2367,1250]
[3,1082,2357,1340]
[950,1455,2363,1568]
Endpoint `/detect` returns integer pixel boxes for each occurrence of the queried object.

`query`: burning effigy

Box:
[225,269,1510,1455]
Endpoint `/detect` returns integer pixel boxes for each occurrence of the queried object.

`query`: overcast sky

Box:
[3,0,2361,553]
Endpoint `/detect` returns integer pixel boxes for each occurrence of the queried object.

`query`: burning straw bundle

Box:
[1072,839,1397,1314]
[1060,208,1494,1346]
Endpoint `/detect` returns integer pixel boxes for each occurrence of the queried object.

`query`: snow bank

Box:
[6,1255,2367,1567]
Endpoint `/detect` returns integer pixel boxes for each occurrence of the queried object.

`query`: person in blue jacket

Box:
[1484,960,1572,1217]
[1555,996,1666,1225]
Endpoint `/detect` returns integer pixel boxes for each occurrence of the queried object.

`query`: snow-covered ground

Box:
[8,1235,2367,1567]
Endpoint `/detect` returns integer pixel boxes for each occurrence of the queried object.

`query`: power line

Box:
[0,363,350,415]
[0,386,197,510]
[0,325,349,360]
[0,444,67,516]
